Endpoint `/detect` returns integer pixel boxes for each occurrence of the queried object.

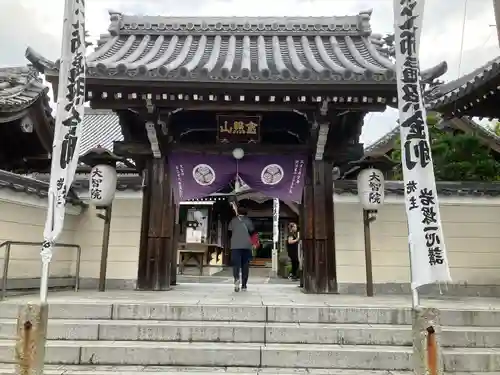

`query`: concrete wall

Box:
[3,190,500,294]
[75,198,142,288]
[0,191,81,290]
[336,199,500,287]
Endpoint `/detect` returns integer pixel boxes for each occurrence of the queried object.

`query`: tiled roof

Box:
[0,66,48,112]
[80,108,123,156]
[0,170,83,206]
[85,10,396,83]
[364,125,399,156]
[426,56,500,112]
[364,117,500,156]
[335,180,500,197]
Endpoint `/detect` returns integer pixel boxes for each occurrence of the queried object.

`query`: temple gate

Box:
[26,10,445,293]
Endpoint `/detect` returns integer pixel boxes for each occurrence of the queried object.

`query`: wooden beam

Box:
[89,98,388,113]
[115,140,310,157]
[29,100,53,154]
[82,76,397,93]
[145,120,162,158]
[170,142,309,154]
[113,141,152,157]
[314,100,331,160]
[91,100,316,112]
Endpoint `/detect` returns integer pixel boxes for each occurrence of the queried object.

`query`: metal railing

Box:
[1,241,81,301]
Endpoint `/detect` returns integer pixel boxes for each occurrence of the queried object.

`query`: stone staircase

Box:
[1,299,500,374]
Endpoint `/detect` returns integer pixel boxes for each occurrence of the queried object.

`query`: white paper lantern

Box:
[89,164,117,207]
[357,168,385,210]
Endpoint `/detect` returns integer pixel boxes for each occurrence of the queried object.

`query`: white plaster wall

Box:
[0,201,79,280]
[336,200,500,285]
[75,198,142,280]
[3,192,498,287]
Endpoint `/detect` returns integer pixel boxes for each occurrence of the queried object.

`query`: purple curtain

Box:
[239,154,308,202]
[169,152,236,202]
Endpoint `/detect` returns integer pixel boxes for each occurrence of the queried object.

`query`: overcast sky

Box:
[1,0,499,146]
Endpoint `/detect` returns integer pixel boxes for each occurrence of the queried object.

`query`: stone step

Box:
[2,319,500,347]
[0,320,265,343]
[0,365,415,375]
[1,340,500,371]
[0,340,408,369]
[267,323,500,348]
[0,367,498,375]
[3,302,500,326]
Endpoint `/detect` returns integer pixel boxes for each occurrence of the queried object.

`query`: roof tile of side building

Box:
[80,108,123,156]
[334,180,500,197]
[83,10,396,83]
[364,117,500,156]
[426,55,500,111]
[0,169,83,206]
[0,66,48,113]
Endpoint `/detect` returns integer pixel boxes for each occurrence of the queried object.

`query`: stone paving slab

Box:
[4,284,500,310]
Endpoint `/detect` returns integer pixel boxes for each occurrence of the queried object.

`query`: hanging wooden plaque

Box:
[216,114,261,143]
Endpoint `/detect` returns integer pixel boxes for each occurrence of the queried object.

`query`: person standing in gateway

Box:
[228,205,255,292]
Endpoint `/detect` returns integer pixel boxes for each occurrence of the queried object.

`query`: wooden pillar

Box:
[221,210,231,266]
[136,158,173,290]
[170,199,179,286]
[137,165,151,290]
[302,159,337,294]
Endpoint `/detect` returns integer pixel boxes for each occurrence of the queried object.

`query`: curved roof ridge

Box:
[106,9,374,37]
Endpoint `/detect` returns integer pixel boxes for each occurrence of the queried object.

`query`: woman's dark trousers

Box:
[288,247,299,278]
[232,248,252,286]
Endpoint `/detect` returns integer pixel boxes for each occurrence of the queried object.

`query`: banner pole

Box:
[16,0,86,372]
[394,1,445,374]
[38,0,86,303]
[408,234,420,308]
[272,198,280,277]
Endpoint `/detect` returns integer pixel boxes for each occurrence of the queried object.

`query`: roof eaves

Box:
[364,126,399,155]
[0,170,85,207]
[0,66,47,112]
[365,116,500,156]
[426,55,500,110]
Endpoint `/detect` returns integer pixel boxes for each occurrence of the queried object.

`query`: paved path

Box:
[4,283,500,310]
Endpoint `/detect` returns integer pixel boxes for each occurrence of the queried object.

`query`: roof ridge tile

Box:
[107,10,373,37]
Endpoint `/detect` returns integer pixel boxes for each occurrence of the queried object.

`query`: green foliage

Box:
[391,113,500,181]
[491,122,500,136]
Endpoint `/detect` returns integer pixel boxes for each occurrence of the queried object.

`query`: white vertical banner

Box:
[272,198,280,274]
[40,0,86,302]
[414,0,425,55]
[394,0,451,288]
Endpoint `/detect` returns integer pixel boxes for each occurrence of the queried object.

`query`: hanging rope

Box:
[457,0,469,78]
[453,0,469,115]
